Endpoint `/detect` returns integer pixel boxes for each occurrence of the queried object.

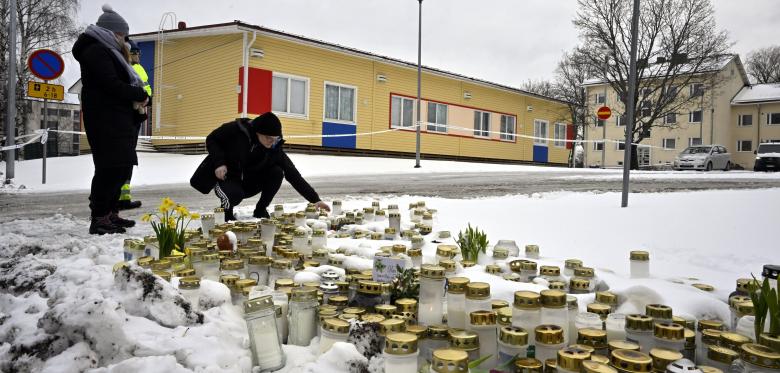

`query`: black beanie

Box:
[251,112,282,136]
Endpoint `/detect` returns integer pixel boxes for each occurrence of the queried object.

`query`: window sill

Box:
[274,112,308,120]
[324,118,357,126]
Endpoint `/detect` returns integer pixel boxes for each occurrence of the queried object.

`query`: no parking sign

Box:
[27,49,65,81]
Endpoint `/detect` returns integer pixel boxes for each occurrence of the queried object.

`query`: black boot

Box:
[252,207,270,219]
[110,212,136,228]
[225,208,237,222]
[117,200,142,210]
[89,215,126,235]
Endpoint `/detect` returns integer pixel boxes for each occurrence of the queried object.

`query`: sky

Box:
[61,0,780,90]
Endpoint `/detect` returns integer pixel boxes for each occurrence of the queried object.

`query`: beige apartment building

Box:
[582,55,779,170]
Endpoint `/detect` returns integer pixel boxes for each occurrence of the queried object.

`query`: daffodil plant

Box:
[142,197,200,258]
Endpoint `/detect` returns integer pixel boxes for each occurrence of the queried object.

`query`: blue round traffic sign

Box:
[27,49,65,81]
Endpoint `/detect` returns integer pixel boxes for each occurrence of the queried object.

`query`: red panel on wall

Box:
[566,124,575,149]
[238,67,272,115]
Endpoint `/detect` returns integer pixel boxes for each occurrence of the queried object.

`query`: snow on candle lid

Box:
[558,346,592,372]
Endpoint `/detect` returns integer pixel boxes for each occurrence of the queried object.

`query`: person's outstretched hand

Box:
[315,200,331,212]
[215,165,227,180]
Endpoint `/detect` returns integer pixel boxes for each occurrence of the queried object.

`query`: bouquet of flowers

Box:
[141,197,200,258]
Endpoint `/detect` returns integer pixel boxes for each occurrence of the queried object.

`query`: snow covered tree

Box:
[745,45,780,84]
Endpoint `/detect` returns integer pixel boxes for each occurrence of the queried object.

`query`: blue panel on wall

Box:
[322,122,356,149]
[533,145,548,163]
[137,41,155,91]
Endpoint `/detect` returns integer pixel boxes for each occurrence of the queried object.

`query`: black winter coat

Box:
[190,119,321,203]
[72,33,148,168]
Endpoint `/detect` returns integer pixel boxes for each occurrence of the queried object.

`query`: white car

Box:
[673,145,731,171]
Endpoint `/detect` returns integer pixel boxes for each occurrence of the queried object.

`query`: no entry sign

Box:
[27,49,65,81]
[597,106,612,120]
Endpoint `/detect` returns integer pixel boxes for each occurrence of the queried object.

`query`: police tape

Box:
[0,133,43,151]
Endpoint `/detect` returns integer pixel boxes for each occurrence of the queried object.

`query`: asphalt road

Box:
[3,170,780,222]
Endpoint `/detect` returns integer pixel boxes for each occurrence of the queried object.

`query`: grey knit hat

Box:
[96,4,129,35]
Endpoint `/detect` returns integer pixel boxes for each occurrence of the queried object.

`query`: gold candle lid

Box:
[547,281,565,290]
[179,276,200,290]
[540,289,567,308]
[459,260,475,268]
[357,280,382,295]
[448,277,470,294]
[421,265,445,279]
[328,295,349,307]
[653,322,684,341]
[235,278,257,291]
[571,344,596,354]
[558,346,593,372]
[699,367,723,373]
[322,318,351,334]
[166,254,185,264]
[583,360,617,373]
[492,300,509,310]
[514,291,541,310]
[248,255,271,265]
[684,328,696,348]
[698,319,724,332]
[406,248,422,258]
[431,349,469,373]
[338,313,359,322]
[626,314,654,331]
[645,304,672,320]
[708,345,739,364]
[243,295,274,314]
[385,332,418,355]
[590,355,611,365]
[343,306,367,316]
[740,343,780,369]
[570,278,591,291]
[672,316,694,331]
[578,328,608,349]
[362,313,386,324]
[729,295,751,308]
[469,310,497,326]
[574,267,595,278]
[499,326,529,346]
[379,319,406,335]
[272,259,292,269]
[303,261,320,268]
[515,358,544,373]
[545,359,557,373]
[406,324,428,339]
[201,253,219,262]
[692,283,715,292]
[449,330,479,351]
[137,256,154,267]
[152,259,172,271]
[540,266,560,277]
[174,268,196,277]
[609,340,640,353]
[497,307,513,326]
[219,274,239,287]
[565,259,583,270]
[587,303,612,320]
[466,282,490,300]
[720,332,752,351]
[436,245,457,258]
[567,295,579,309]
[486,264,502,274]
[395,298,418,313]
[535,324,564,345]
[736,278,752,293]
[610,349,653,373]
[630,251,650,261]
[702,329,723,345]
[759,333,780,352]
[525,244,539,254]
[428,324,450,340]
[374,304,397,318]
[520,260,538,271]
[391,244,407,254]
[596,291,618,306]
[735,301,754,316]
[649,348,683,372]
[290,287,317,302]
[493,248,509,259]
[274,278,294,289]
[439,259,456,272]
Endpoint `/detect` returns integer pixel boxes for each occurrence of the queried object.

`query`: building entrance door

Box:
[638,146,651,168]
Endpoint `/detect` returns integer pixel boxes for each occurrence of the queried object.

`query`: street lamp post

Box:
[4,0,18,183]
[414,0,422,168]
[621,0,641,207]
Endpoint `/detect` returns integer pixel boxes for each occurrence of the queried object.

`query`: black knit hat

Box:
[251,112,282,136]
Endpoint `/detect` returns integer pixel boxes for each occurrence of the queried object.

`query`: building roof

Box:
[582,54,747,87]
[130,20,569,106]
[731,83,780,105]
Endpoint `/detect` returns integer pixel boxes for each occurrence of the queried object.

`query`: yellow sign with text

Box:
[27,81,64,101]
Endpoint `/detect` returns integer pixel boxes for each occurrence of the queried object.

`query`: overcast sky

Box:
[63,0,780,89]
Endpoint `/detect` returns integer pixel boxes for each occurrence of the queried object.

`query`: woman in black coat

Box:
[72,5,148,235]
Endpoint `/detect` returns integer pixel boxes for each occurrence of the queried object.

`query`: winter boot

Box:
[110,212,136,228]
[89,215,127,235]
[225,207,237,222]
[117,200,142,210]
[252,207,270,219]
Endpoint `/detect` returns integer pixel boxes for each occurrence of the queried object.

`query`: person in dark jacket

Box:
[190,112,329,221]
[72,4,149,234]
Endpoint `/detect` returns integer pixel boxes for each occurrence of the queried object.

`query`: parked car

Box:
[753,143,780,172]
[673,145,731,171]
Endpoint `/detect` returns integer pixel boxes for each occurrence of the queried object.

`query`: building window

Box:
[473,111,490,137]
[595,93,606,104]
[664,85,678,100]
[737,140,753,152]
[689,110,702,123]
[738,114,753,126]
[390,96,415,128]
[665,113,677,124]
[690,83,704,97]
[662,138,676,150]
[554,123,567,147]
[426,102,448,132]
[500,115,516,141]
[616,114,626,126]
[593,142,604,151]
[641,101,651,117]
[533,119,548,145]
[273,74,308,117]
[689,137,702,146]
[768,113,780,125]
[73,110,80,119]
[616,141,626,151]
[324,82,356,123]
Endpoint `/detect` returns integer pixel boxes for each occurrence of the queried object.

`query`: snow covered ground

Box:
[3,152,779,193]
[1,188,777,372]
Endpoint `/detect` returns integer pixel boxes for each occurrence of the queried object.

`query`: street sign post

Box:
[597,106,612,120]
[27,49,65,185]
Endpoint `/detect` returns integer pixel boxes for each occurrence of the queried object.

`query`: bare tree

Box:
[745,45,780,84]
[552,47,598,167]
[521,79,557,99]
[1,0,80,158]
[574,0,731,169]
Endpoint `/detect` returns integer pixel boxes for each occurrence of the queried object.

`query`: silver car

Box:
[673,145,731,171]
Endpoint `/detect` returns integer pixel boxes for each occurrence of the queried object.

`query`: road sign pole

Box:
[5,0,18,183]
[42,96,47,184]
[621,0,641,208]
